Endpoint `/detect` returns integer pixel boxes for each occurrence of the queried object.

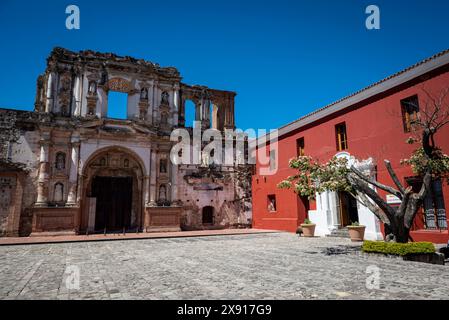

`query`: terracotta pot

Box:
[300,224,316,237]
[348,226,366,242]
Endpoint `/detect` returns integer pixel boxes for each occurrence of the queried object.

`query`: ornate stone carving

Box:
[107,78,131,93]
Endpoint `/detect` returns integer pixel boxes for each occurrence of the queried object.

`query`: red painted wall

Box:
[252,68,449,243]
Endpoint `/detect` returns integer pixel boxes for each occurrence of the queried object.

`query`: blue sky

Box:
[0,0,448,130]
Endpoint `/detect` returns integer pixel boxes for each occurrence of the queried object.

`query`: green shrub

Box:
[362,241,435,256]
[302,218,313,225]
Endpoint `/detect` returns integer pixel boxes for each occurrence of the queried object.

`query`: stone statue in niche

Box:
[268,198,276,212]
[124,159,129,168]
[160,159,167,173]
[160,112,168,125]
[161,91,169,105]
[159,185,167,201]
[55,152,66,170]
[88,81,97,95]
[140,88,148,100]
[54,183,64,202]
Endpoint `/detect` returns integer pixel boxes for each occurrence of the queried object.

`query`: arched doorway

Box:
[202,206,214,225]
[80,147,145,233]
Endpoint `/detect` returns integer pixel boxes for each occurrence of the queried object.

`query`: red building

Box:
[252,49,449,243]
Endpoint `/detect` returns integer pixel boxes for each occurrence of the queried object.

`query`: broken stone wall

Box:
[178,165,252,230]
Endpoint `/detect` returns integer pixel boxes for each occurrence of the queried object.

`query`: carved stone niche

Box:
[138,100,149,121]
[86,96,97,116]
[107,78,131,93]
[57,73,72,116]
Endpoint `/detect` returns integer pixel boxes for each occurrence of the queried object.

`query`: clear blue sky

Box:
[0,0,448,131]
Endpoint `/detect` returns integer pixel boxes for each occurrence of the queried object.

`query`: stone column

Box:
[328,191,340,229]
[224,96,235,129]
[170,161,179,205]
[149,148,157,205]
[67,136,80,205]
[179,97,186,127]
[152,81,159,124]
[144,175,150,205]
[173,84,180,126]
[201,99,211,129]
[45,72,56,113]
[35,136,51,206]
[73,73,82,116]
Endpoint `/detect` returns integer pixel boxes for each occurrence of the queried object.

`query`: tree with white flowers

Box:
[278,88,449,243]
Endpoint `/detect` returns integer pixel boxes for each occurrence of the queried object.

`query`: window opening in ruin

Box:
[185,100,195,127]
[107,91,128,119]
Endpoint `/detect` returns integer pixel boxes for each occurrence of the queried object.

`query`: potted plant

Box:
[347,222,366,242]
[300,218,316,237]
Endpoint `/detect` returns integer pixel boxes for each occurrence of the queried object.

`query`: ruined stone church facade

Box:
[0,48,252,237]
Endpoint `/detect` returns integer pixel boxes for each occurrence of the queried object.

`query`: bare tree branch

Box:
[384,160,406,195]
[350,165,402,199]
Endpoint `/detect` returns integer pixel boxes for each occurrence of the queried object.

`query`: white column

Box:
[328,191,340,228]
[67,137,80,205]
[149,149,157,205]
[173,85,180,126]
[45,72,55,113]
[36,140,50,205]
[73,74,82,116]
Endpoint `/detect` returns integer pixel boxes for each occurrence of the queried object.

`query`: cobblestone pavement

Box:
[0,233,448,300]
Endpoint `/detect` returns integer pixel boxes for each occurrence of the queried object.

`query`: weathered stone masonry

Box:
[0,48,252,236]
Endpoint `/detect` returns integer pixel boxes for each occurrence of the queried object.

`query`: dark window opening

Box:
[335,123,348,151]
[297,137,305,157]
[401,95,420,133]
[202,206,214,224]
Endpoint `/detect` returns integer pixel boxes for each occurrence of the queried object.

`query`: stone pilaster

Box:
[73,73,82,116]
[67,136,80,205]
[35,134,51,206]
[173,84,180,126]
[170,161,179,205]
[149,148,157,206]
[144,175,150,205]
[45,71,56,113]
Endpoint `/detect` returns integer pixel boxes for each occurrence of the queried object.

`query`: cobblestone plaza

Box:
[1,233,448,300]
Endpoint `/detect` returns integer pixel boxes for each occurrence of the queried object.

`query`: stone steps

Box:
[326,227,350,239]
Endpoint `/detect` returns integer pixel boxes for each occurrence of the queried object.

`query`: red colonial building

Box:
[252,49,449,244]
